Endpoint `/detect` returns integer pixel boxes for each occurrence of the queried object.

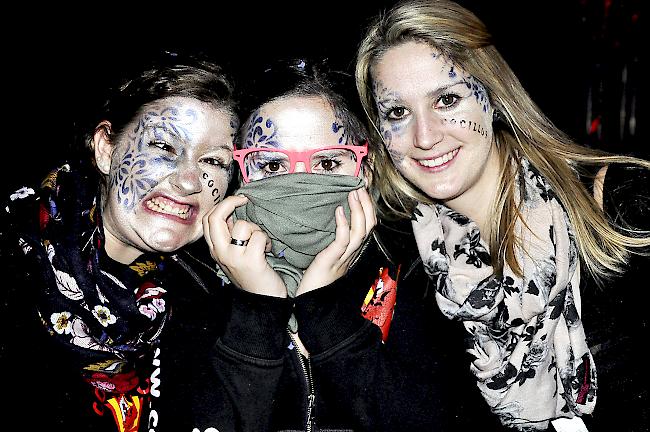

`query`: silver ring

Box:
[230,238,249,246]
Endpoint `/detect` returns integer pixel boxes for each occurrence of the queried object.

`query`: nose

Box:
[414,112,444,150]
[170,165,202,195]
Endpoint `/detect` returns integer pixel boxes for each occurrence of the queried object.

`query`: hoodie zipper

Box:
[288,330,315,432]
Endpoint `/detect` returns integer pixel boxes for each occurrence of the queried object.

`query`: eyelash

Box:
[254,157,344,177]
[150,140,230,170]
[381,92,462,121]
[201,156,230,170]
[149,140,176,154]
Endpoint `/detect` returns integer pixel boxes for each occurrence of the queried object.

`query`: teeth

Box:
[146,197,190,220]
[419,149,458,168]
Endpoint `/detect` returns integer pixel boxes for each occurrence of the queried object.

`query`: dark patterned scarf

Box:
[412,159,596,431]
[9,164,170,431]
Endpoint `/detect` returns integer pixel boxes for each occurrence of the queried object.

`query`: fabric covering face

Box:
[232,173,364,296]
[412,159,596,430]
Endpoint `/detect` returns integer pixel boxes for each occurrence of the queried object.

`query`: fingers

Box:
[347,188,376,249]
[203,195,248,252]
[347,190,365,249]
[356,187,377,235]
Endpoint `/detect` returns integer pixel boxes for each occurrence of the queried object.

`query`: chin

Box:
[146,230,191,253]
[421,184,462,202]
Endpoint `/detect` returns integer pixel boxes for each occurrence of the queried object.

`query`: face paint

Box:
[371,40,500,211]
[237,96,366,182]
[101,96,236,262]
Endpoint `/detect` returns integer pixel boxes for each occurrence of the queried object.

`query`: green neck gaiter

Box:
[233,173,364,298]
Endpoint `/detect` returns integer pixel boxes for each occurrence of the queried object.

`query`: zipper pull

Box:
[306,393,316,431]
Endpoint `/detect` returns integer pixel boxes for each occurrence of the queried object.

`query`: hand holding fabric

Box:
[203,195,287,298]
[232,173,367,297]
[297,187,376,295]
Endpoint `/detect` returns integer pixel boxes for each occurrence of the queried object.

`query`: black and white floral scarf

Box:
[8,164,169,431]
[412,159,596,431]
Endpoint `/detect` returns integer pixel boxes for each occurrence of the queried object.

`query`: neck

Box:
[444,148,501,239]
[103,228,143,264]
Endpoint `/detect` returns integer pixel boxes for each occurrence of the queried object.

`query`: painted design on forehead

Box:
[442,117,489,138]
[448,66,457,79]
[112,106,197,210]
[142,106,197,142]
[244,110,280,149]
[461,76,490,113]
[229,117,240,139]
[332,120,349,144]
[332,106,355,146]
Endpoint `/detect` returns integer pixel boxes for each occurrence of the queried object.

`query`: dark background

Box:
[3,0,644,196]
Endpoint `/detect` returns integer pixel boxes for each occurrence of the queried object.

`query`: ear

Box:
[92,120,114,175]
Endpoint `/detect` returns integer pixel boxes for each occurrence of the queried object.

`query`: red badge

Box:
[361,266,399,342]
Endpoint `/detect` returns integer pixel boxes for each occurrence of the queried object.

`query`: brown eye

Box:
[387,106,409,120]
[438,94,460,108]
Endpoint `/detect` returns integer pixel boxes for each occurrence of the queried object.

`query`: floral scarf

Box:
[9,164,170,431]
[412,159,596,430]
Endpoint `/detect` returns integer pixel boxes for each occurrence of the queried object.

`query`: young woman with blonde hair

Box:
[355,0,649,430]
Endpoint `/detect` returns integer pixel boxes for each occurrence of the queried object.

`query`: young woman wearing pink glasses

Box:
[188,58,499,431]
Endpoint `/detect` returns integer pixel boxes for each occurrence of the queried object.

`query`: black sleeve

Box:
[163,287,293,432]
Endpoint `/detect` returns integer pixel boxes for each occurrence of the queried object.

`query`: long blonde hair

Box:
[355,0,650,283]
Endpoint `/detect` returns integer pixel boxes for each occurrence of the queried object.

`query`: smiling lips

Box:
[145,196,191,220]
[418,148,459,168]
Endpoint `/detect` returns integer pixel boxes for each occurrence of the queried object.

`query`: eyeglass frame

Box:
[233,142,369,183]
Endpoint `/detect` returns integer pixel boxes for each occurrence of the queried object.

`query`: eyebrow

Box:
[205,143,234,152]
[425,81,468,100]
[143,126,233,152]
[377,80,467,106]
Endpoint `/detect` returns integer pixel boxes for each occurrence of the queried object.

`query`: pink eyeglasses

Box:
[233,143,368,183]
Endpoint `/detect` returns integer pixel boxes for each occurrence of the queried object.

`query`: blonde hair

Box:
[355,0,650,283]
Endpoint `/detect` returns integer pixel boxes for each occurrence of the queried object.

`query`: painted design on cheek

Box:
[381,128,393,146]
[112,107,197,210]
[112,140,158,210]
[462,76,491,113]
[442,118,489,138]
[244,110,279,149]
[202,172,223,204]
[387,147,405,166]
